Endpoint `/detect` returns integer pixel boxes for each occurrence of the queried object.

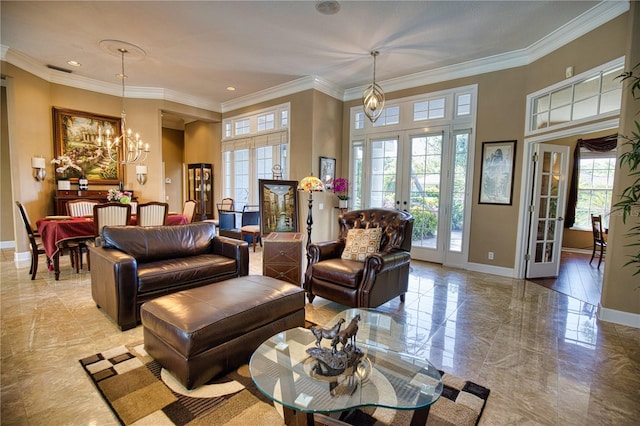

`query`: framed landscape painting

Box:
[258,179,299,236]
[479,140,517,205]
[53,107,123,184]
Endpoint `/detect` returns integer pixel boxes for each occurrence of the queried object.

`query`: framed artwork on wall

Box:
[319,156,336,190]
[52,107,123,184]
[479,140,517,205]
[258,179,299,236]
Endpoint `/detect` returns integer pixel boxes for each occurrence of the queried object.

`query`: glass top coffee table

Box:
[250,309,443,426]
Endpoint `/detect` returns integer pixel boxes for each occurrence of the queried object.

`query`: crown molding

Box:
[0,1,629,112]
[220,75,343,113]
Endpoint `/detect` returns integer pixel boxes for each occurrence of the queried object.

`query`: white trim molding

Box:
[598,304,640,328]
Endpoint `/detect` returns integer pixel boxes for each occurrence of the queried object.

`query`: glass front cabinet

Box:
[187,163,213,221]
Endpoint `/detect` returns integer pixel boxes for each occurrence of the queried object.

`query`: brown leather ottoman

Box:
[140,275,305,389]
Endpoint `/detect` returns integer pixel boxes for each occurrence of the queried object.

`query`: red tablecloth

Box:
[36,214,188,259]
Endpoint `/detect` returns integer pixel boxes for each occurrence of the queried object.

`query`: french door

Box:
[526,143,570,278]
[356,127,472,265]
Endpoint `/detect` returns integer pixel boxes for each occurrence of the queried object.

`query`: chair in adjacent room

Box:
[590,214,607,269]
[304,208,414,308]
[15,201,48,280]
[182,200,197,223]
[217,209,241,239]
[137,202,169,226]
[240,205,262,252]
[93,202,132,238]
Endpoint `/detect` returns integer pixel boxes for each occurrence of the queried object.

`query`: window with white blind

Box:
[575,150,616,229]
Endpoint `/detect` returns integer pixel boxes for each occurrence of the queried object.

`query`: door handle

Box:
[557,216,564,221]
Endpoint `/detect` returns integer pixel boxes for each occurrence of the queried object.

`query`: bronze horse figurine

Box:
[310,318,345,347]
[331,314,361,353]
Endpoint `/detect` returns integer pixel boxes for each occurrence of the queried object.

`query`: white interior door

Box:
[526,143,570,278]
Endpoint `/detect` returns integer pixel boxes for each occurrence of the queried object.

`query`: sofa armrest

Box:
[89,245,139,330]
[212,236,249,276]
[359,249,412,307]
[308,240,346,264]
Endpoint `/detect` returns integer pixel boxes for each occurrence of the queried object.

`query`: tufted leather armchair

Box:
[304,208,414,308]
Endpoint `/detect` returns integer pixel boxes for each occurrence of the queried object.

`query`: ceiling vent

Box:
[46,64,72,73]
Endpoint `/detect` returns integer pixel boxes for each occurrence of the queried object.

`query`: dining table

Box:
[36,213,189,280]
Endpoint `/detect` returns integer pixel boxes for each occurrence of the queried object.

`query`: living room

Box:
[1,1,639,424]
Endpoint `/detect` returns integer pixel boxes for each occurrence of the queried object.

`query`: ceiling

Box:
[0,1,627,114]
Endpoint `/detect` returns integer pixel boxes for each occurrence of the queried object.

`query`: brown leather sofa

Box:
[304,208,414,308]
[90,222,249,330]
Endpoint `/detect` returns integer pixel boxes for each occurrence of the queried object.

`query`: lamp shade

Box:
[136,165,148,174]
[298,175,325,192]
[31,157,46,168]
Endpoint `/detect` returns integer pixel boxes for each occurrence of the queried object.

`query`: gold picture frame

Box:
[258,179,299,236]
[53,107,123,184]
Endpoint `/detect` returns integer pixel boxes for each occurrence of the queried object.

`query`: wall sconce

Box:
[136,165,148,185]
[31,156,46,182]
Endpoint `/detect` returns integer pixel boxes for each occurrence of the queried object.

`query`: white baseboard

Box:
[14,250,30,262]
[0,240,16,250]
[466,262,516,278]
[598,304,640,328]
[561,247,592,255]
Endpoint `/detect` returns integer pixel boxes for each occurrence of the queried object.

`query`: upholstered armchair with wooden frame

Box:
[304,208,414,308]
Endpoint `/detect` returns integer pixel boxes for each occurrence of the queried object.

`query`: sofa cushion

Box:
[101,222,216,263]
[137,254,237,293]
[311,258,364,289]
[341,227,382,262]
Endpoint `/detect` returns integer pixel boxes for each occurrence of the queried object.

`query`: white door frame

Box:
[514,119,620,279]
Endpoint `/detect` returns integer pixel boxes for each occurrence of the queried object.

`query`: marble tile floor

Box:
[1,247,639,425]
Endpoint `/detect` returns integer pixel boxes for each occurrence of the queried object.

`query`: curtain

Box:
[564,134,618,228]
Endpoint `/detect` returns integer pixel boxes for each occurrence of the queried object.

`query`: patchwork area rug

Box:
[80,343,489,426]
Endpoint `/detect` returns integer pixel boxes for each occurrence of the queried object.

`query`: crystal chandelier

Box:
[98,47,148,164]
[362,50,385,123]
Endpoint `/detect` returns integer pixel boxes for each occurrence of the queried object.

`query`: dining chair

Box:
[93,202,132,237]
[590,214,607,269]
[66,199,98,217]
[66,199,99,268]
[219,198,234,212]
[137,202,169,226]
[15,201,48,280]
[182,200,197,223]
[240,205,262,252]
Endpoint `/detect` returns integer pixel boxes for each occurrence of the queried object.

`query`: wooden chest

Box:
[263,232,303,286]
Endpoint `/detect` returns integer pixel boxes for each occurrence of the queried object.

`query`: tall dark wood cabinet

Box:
[187,163,213,221]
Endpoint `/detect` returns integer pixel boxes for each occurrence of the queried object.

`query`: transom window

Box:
[527,58,623,134]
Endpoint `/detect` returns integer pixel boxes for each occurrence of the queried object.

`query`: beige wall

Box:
[162,127,184,212]
[602,3,640,317]
[1,86,15,244]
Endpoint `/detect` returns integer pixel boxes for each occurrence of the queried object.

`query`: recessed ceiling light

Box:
[316,1,340,15]
[226,86,236,91]
[67,60,81,67]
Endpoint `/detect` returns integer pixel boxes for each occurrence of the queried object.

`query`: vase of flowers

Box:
[107,188,132,204]
[333,178,350,208]
[51,155,82,189]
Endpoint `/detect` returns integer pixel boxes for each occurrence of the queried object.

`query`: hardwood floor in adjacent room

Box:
[528,251,603,307]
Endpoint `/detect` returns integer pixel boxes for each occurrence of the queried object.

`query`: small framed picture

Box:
[479,140,517,205]
[319,156,336,190]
